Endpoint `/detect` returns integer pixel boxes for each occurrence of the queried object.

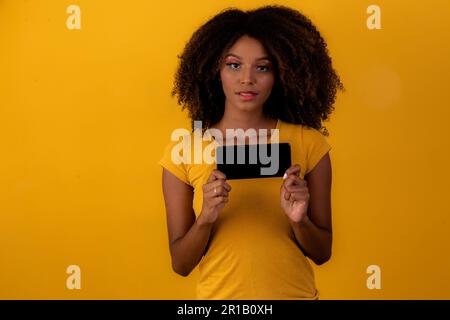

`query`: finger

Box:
[281,177,293,200]
[284,175,303,188]
[285,177,307,189]
[213,187,229,197]
[288,192,297,202]
[207,186,228,198]
[280,185,290,200]
[289,192,309,202]
[218,179,230,188]
[284,164,301,178]
[204,180,231,194]
[286,185,308,193]
[211,195,228,206]
[283,186,291,201]
[207,169,227,183]
[289,193,299,202]
[223,182,232,192]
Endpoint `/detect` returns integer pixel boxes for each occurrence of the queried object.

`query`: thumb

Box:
[283,164,301,179]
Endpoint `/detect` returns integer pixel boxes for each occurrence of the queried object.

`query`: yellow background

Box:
[1,0,449,299]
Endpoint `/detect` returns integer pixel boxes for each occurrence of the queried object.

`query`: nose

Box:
[240,65,255,85]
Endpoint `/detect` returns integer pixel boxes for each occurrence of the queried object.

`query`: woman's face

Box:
[219,35,275,113]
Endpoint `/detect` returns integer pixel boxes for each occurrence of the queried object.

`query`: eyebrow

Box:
[224,53,271,61]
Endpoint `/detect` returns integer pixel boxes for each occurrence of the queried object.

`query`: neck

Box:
[212,109,276,132]
[209,108,278,145]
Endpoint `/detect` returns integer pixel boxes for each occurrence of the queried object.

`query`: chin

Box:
[235,100,261,109]
[238,104,261,112]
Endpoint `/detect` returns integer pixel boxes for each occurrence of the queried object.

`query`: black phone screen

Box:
[216,143,291,180]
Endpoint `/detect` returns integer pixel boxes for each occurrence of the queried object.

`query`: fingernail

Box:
[283,173,288,180]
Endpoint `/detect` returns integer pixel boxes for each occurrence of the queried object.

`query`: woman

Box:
[159,5,344,299]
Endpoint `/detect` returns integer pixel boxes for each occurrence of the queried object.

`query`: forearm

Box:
[289,215,332,265]
[170,212,214,276]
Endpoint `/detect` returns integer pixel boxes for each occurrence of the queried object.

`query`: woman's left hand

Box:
[280,164,310,224]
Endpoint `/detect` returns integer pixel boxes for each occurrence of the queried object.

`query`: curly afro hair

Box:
[171,5,344,136]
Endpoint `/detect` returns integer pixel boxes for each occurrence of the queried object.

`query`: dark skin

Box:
[284,157,333,265]
[162,36,332,276]
[161,152,332,276]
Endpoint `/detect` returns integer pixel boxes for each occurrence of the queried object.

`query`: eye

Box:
[257,65,270,72]
[226,62,240,70]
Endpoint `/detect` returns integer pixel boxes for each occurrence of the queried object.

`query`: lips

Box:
[236,91,258,96]
[236,91,258,101]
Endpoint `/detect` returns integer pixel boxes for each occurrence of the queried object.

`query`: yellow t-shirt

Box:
[158,119,332,300]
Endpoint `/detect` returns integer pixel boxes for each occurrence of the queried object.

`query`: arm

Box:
[290,153,333,265]
[161,168,213,277]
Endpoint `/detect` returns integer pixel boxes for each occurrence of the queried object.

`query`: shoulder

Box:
[301,126,329,144]
[278,120,328,144]
[279,120,331,175]
[160,128,204,158]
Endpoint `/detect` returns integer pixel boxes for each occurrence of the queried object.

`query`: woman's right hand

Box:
[199,169,232,225]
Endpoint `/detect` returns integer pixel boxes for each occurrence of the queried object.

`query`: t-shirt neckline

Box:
[206,119,281,147]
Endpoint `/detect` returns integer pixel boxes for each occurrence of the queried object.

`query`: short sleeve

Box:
[303,128,332,175]
[158,140,190,185]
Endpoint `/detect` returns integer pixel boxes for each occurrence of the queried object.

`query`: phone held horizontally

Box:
[216,143,291,180]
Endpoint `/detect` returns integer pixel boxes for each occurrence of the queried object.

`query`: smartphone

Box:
[216,143,291,179]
